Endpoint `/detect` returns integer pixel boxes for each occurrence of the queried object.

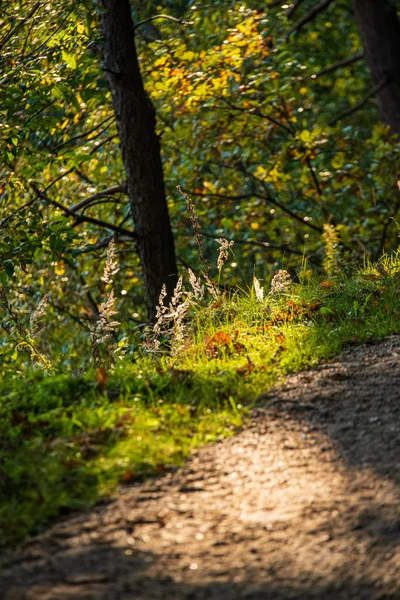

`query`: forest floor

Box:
[1,335,400,600]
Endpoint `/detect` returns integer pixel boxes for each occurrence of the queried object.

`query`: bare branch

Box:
[0,10,73,84]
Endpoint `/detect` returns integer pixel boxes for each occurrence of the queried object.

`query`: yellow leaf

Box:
[182,50,196,62]
[254,165,267,180]
[299,130,311,143]
[331,152,345,169]
[54,261,65,275]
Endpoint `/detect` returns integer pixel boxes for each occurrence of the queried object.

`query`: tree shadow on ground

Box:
[1,541,399,600]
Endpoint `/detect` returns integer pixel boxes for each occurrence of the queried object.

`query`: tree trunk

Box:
[99,0,178,321]
[353,0,400,134]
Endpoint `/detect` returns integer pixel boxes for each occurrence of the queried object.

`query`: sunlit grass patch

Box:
[1,253,400,549]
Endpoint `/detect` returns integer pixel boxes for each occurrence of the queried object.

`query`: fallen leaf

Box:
[205,331,232,357]
[233,341,246,354]
[121,470,136,483]
[236,357,255,376]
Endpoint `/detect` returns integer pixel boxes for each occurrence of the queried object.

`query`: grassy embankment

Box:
[1,251,400,548]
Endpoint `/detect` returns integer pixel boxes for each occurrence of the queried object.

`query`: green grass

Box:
[1,252,400,549]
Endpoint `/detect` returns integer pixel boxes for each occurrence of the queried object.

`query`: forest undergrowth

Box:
[2,223,400,550]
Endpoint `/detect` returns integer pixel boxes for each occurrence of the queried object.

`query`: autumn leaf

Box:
[205,331,232,358]
[206,331,232,348]
[236,357,255,377]
[233,341,246,354]
[121,470,136,483]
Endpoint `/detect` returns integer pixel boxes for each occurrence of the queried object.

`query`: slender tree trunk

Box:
[353,0,400,134]
[100,0,178,321]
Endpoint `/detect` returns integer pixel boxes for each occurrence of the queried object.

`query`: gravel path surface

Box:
[1,336,400,600]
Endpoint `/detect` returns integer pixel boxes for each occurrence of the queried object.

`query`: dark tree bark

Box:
[353,0,400,134]
[99,0,178,321]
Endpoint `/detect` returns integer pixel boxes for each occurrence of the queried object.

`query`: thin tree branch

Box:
[21,99,56,130]
[134,14,193,29]
[74,234,134,254]
[303,52,364,81]
[183,188,322,233]
[0,195,39,227]
[71,184,127,212]
[44,134,118,193]
[200,230,313,259]
[0,2,40,50]
[30,184,136,239]
[0,10,73,85]
[217,97,323,198]
[48,300,90,329]
[216,97,293,135]
[329,76,389,126]
[286,0,335,37]
[52,116,114,152]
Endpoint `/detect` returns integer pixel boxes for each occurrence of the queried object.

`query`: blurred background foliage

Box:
[0,0,399,373]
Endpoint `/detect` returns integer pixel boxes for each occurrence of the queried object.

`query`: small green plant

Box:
[89,238,126,368]
[0,287,53,373]
[322,223,341,276]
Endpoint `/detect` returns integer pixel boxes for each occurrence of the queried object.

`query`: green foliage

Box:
[1,0,400,550]
[1,2,399,371]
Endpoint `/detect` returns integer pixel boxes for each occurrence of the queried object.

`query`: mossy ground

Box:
[1,252,400,549]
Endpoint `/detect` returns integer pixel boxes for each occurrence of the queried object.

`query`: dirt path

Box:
[2,336,400,600]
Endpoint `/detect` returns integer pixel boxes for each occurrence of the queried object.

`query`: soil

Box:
[1,335,400,600]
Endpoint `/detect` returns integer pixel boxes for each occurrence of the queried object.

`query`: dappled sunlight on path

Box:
[1,336,400,599]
